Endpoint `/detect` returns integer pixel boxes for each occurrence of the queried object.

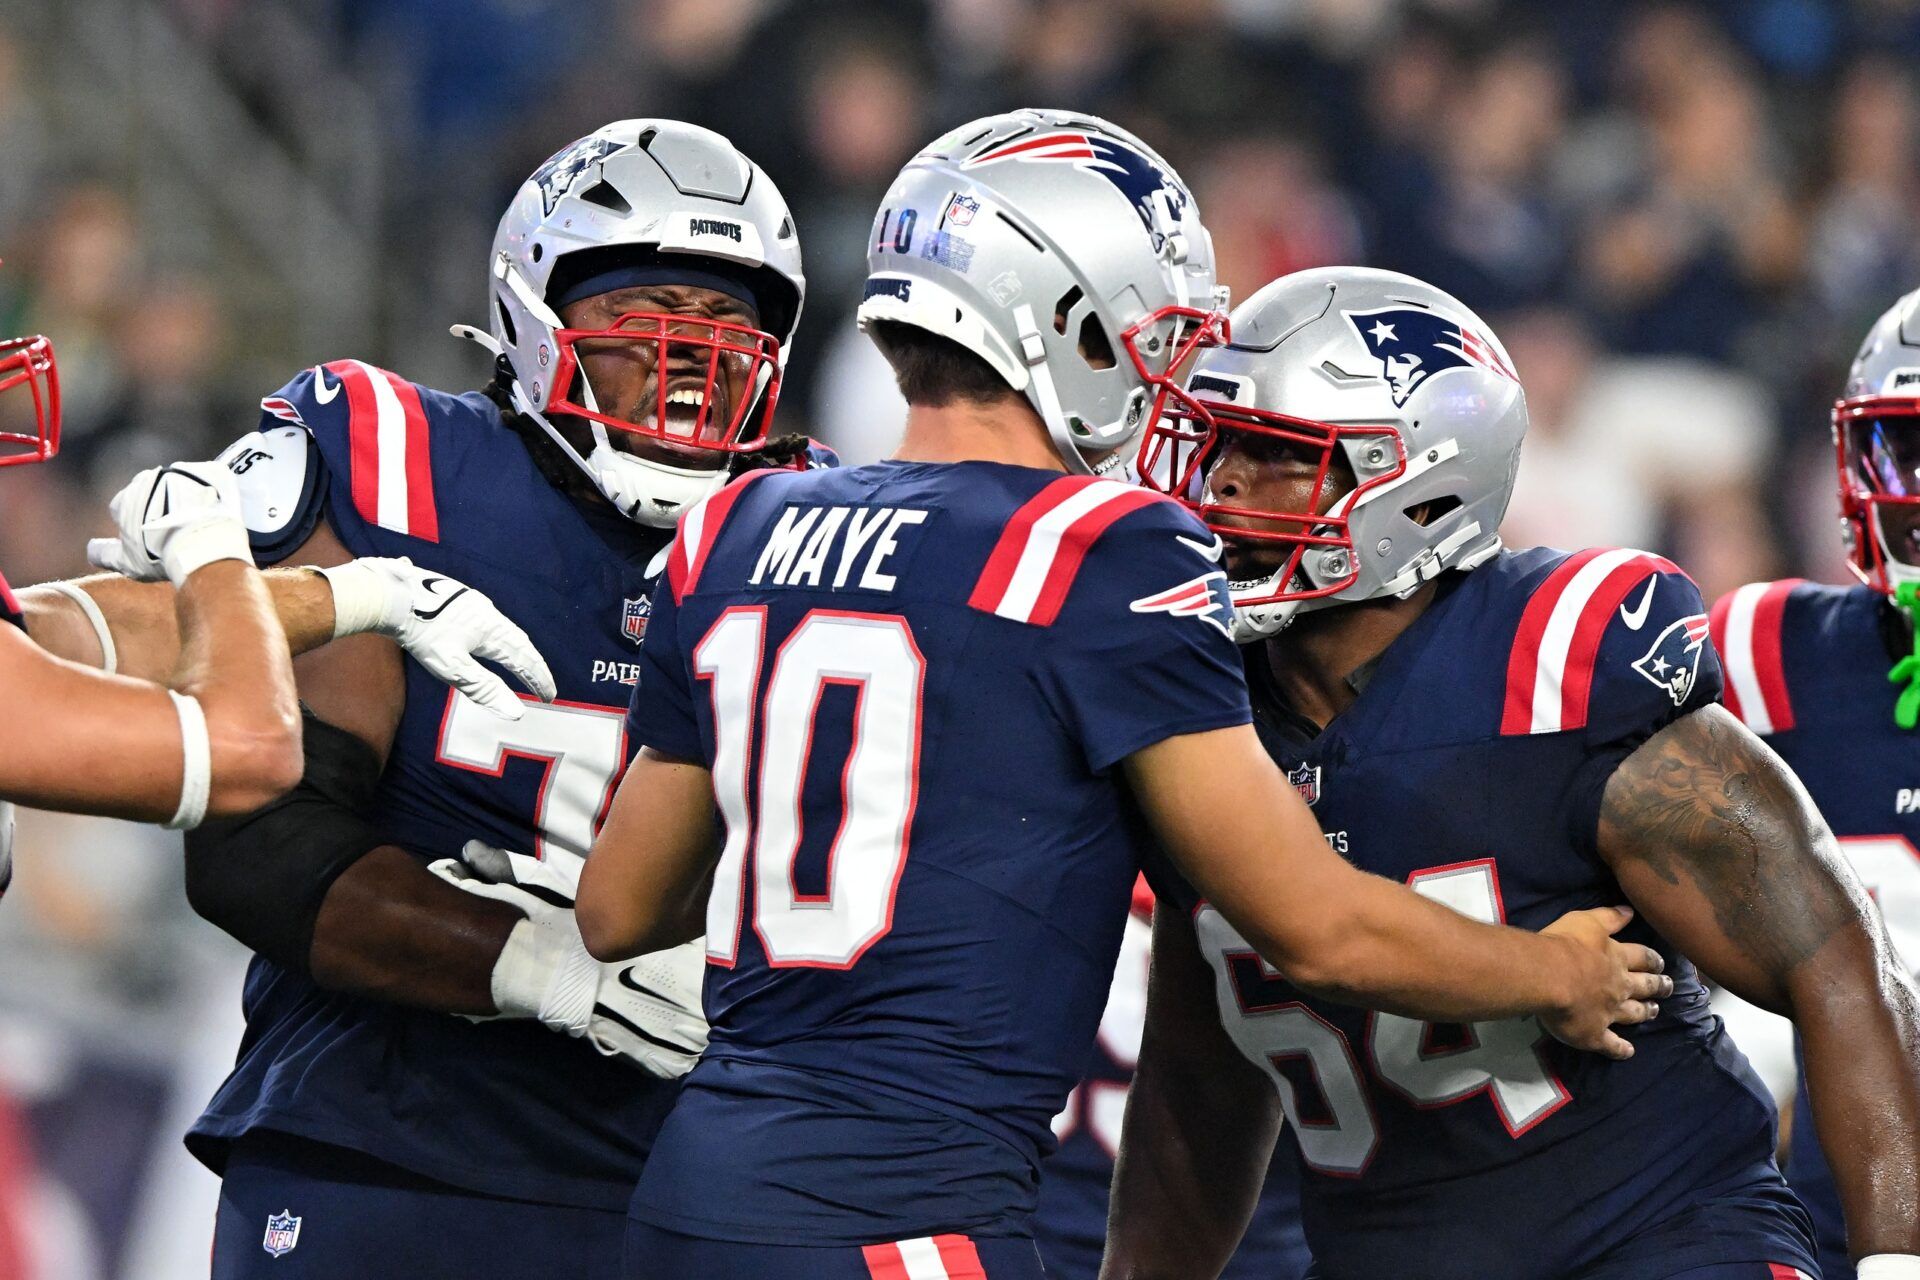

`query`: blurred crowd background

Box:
[0,0,1913,1274]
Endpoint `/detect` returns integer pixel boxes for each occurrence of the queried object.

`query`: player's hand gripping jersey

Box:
[1033,879,1309,1280]
[187,361,681,1208]
[1164,548,1818,1280]
[622,460,1251,1246]
[1713,579,1920,1280]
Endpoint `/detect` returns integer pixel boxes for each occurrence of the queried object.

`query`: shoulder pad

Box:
[1501,548,1714,737]
[217,424,327,565]
[1709,579,1807,735]
[666,468,779,603]
[967,478,1205,628]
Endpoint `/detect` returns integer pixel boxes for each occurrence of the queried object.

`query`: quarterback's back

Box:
[624,458,1250,1245]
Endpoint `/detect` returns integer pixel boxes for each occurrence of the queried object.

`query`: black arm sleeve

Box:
[184,710,388,974]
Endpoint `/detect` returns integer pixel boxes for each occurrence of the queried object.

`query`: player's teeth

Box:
[666,389,706,408]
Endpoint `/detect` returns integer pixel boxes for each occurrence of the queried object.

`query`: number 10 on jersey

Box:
[694,608,926,969]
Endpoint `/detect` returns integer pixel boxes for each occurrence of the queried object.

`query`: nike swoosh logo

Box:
[412,579,470,622]
[312,369,341,404]
[1178,533,1226,563]
[616,969,680,1004]
[1620,577,1657,631]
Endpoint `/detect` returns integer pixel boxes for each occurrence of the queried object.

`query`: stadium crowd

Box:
[0,0,1917,1275]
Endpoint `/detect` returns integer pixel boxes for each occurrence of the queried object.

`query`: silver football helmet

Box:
[856,108,1228,475]
[1835,287,1920,595]
[1137,267,1526,639]
[473,120,805,526]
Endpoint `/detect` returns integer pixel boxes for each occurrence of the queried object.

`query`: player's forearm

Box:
[579,749,719,961]
[22,569,338,681]
[1793,934,1920,1258]
[1284,871,1584,1021]
[172,562,304,814]
[1101,912,1281,1280]
[309,846,521,1015]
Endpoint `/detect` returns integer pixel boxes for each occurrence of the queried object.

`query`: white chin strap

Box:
[507,381,727,528]
[1229,578,1302,644]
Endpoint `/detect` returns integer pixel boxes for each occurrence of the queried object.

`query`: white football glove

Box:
[427,839,708,1078]
[88,462,254,587]
[321,557,557,721]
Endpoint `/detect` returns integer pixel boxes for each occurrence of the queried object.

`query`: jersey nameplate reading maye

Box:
[748,504,929,592]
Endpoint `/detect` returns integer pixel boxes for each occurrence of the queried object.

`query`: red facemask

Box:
[0,332,58,468]
[1835,395,1920,593]
[1135,392,1406,607]
[1117,305,1232,442]
[542,311,783,459]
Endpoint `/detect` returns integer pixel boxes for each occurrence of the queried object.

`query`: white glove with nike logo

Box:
[427,840,708,1078]
[321,557,557,721]
[89,462,255,587]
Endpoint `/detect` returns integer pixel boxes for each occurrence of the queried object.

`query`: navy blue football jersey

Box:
[187,360,682,1209]
[1165,547,1818,1280]
[622,461,1252,1247]
[1714,579,1920,1280]
[1033,880,1309,1280]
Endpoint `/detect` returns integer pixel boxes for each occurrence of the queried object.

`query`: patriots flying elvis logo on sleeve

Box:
[962,131,1191,254]
[1632,613,1711,706]
[1131,570,1235,639]
[1344,307,1517,407]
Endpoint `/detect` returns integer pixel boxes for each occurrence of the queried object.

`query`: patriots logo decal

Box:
[531,135,622,215]
[1632,613,1711,706]
[963,131,1192,254]
[1345,307,1517,408]
[1131,570,1235,639]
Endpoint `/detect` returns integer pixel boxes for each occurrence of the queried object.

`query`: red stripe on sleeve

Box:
[1024,487,1165,627]
[1557,554,1683,730]
[1751,580,1799,733]
[966,476,1100,613]
[330,361,382,528]
[1708,590,1745,723]
[932,1235,989,1280]
[681,469,774,600]
[384,371,440,543]
[1499,548,1606,736]
[861,1243,911,1280]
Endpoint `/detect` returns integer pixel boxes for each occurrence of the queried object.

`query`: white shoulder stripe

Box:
[994,479,1137,623]
[1527,548,1647,734]
[1719,581,1774,734]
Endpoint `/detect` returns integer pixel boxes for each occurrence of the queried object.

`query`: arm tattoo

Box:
[1598,705,1853,975]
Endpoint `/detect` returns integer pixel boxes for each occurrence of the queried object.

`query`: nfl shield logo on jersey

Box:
[262,1210,301,1258]
[621,596,651,646]
[1631,613,1711,706]
[1286,762,1322,806]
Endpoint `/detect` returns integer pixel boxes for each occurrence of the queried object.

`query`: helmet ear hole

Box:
[1053,286,1083,336]
[495,298,519,348]
[1404,495,1461,527]
[1078,314,1116,371]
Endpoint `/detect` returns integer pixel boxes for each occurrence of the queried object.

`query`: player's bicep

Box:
[281,518,405,764]
[1596,703,1878,1011]
[0,626,185,820]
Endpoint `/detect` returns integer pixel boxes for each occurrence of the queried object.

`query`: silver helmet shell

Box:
[1152,267,1527,639]
[1835,286,1920,594]
[485,119,805,526]
[856,109,1228,476]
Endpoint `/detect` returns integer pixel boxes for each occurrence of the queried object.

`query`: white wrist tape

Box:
[164,690,211,830]
[40,581,116,674]
[1860,1258,1920,1279]
[317,562,387,640]
[165,520,254,588]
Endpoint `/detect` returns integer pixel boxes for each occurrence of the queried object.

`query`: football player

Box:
[1032,879,1309,1280]
[575,110,1667,1280]
[84,121,814,1279]
[1709,288,1920,1280]
[0,330,544,869]
[1102,267,1920,1280]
